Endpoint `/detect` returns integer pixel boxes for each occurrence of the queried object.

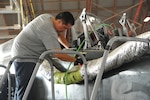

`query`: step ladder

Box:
[0,0,21,30]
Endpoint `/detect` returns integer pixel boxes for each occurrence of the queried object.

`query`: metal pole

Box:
[45,57,55,100]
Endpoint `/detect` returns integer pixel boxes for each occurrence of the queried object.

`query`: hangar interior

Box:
[0,0,149,43]
[0,0,150,100]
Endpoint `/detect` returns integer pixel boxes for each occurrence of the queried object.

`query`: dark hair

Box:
[55,11,75,25]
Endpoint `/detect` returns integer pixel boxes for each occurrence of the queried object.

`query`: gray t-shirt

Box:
[11,14,61,63]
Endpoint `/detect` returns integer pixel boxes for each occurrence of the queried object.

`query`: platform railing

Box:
[22,50,89,100]
[0,50,89,100]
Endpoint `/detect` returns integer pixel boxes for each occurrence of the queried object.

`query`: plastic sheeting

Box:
[80,31,150,80]
[40,31,150,82]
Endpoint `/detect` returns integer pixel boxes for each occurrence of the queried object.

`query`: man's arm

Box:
[54,53,76,62]
[58,32,70,49]
[57,32,77,62]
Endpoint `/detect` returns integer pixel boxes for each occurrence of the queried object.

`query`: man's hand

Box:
[74,58,83,65]
[58,32,70,49]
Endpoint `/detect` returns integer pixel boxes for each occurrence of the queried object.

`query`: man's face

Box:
[55,20,72,32]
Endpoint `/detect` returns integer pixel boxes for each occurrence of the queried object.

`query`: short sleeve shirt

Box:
[11,14,61,62]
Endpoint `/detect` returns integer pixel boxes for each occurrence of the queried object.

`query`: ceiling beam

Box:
[92,2,143,26]
[86,0,92,12]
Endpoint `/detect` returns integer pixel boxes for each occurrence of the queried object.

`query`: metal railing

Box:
[0,50,89,100]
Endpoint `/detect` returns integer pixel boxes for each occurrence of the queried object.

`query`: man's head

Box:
[56,11,75,25]
[53,11,75,32]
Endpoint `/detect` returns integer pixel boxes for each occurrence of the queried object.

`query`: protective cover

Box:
[41,31,150,82]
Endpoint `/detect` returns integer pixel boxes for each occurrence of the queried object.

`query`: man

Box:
[11,11,77,100]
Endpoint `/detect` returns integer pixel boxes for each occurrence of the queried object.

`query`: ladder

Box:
[0,0,21,30]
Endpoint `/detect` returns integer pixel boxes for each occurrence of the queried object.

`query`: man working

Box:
[11,11,77,100]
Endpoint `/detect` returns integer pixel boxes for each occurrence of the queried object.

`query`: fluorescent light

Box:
[144,17,150,22]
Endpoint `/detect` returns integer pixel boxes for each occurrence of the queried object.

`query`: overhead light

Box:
[144,17,150,22]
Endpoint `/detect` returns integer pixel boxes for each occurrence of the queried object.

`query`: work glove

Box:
[74,58,83,65]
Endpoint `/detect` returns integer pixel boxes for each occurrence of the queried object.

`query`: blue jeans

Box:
[13,61,36,100]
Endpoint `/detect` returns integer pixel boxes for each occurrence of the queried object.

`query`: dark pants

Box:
[13,61,36,100]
